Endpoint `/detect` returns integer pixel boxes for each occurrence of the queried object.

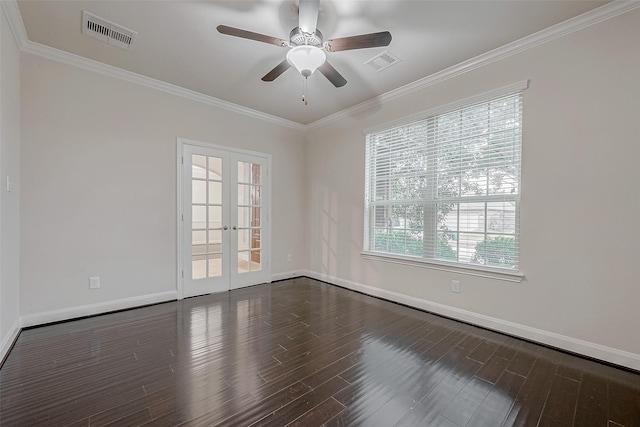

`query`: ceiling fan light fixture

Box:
[286,45,326,78]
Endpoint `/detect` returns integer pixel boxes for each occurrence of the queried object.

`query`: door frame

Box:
[176,137,272,300]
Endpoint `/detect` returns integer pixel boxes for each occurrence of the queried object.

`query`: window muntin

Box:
[364,93,522,271]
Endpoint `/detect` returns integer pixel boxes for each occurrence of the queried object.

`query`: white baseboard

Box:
[21,291,178,328]
[0,318,22,364]
[301,270,640,372]
[10,274,640,371]
[271,270,305,282]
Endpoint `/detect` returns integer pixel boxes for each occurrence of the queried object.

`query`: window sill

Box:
[360,251,524,283]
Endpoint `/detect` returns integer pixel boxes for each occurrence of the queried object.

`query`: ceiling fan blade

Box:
[298,0,320,34]
[262,59,292,82]
[318,61,347,88]
[217,25,286,47]
[327,31,392,52]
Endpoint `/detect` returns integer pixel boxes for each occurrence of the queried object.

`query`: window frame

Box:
[362,81,528,282]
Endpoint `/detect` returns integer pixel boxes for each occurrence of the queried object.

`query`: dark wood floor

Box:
[0,278,638,426]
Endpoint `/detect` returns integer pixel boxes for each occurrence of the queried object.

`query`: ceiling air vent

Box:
[364,51,401,72]
[82,11,137,50]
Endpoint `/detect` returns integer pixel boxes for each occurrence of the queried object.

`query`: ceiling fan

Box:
[217,0,392,102]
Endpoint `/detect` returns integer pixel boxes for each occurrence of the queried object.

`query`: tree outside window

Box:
[365,92,522,271]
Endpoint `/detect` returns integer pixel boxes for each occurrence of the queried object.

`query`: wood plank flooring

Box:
[0,277,638,426]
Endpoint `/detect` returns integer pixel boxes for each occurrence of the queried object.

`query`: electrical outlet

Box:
[89,276,100,289]
[287,254,292,262]
[451,280,460,293]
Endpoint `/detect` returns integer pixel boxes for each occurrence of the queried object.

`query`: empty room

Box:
[0,0,639,426]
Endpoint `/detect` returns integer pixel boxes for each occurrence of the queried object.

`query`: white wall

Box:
[20,53,308,320]
[11,4,640,371]
[0,7,21,359]
[305,10,640,369]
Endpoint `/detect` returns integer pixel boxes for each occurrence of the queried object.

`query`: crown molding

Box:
[1,1,305,132]
[307,0,640,130]
[0,0,28,47]
[21,41,307,131]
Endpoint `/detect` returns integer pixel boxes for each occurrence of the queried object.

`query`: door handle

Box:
[232,226,238,230]
[223,225,228,230]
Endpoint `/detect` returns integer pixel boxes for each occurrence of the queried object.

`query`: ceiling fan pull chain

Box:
[302,76,308,106]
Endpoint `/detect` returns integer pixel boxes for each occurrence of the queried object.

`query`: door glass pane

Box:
[251,207,261,227]
[192,206,206,229]
[238,208,259,228]
[208,229,222,255]
[251,185,261,206]
[236,250,261,273]
[239,163,261,184]
[238,162,251,183]
[208,254,222,277]
[251,229,261,249]
[238,229,250,251]
[237,251,250,274]
[192,242,206,256]
[251,250,261,271]
[251,164,261,185]
[208,229,222,245]
[192,180,206,204]
[192,155,206,179]
[238,184,250,206]
[238,207,250,228]
[208,182,222,205]
[236,160,263,277]
[192,230,206,245]
[192,255,206,279]
[191,156,267,285]
[190,153,225,284]
[208,206,221,229]
[208,157,222,180]
[192,230,206,257]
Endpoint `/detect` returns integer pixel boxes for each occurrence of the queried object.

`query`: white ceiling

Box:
[17,0,610,125]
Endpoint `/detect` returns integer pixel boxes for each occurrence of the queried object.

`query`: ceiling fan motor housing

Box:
[289,27,323,47]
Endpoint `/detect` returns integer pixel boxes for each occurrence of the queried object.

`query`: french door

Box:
[180,141,270,298]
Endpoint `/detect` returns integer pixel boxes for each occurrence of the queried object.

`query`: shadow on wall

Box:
[313,177,382,287]
[319,183,339,277]
[314,178,383,283]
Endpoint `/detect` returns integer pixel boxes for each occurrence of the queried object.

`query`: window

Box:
[364,91,522,272]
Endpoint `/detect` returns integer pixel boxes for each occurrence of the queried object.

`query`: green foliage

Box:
[370,97,520,267]
[472,237,516,268]
[373,231,458,261]
[436,236,457,261]
[373,230,423,257]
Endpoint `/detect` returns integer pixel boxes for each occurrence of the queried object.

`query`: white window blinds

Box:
[364,92,522,271]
